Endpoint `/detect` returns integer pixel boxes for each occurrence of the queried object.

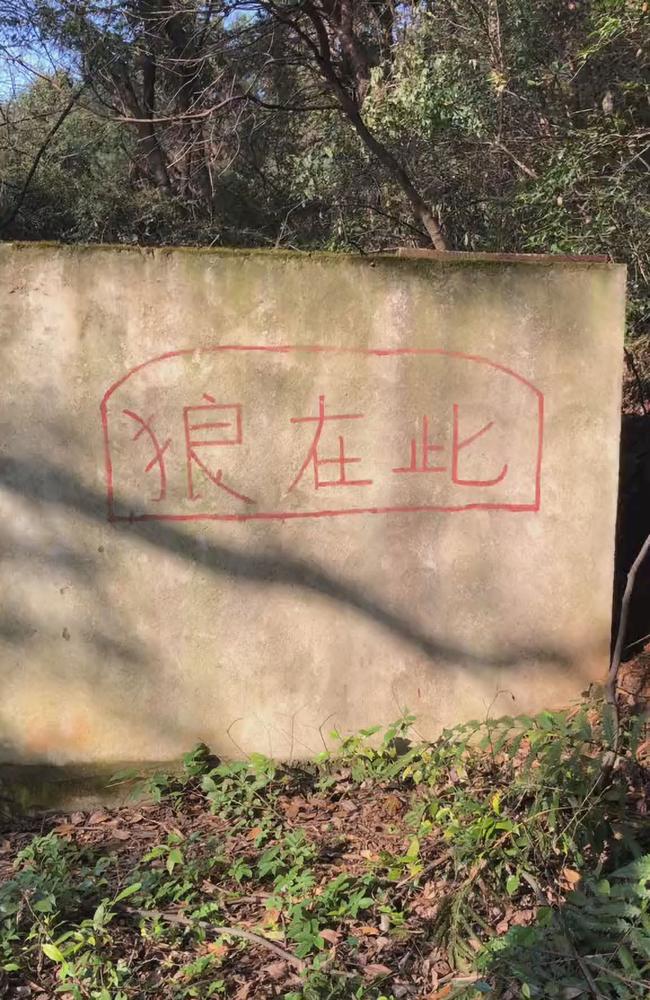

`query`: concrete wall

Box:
[0,243,625,765]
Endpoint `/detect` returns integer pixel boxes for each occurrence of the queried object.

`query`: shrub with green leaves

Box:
[481,855,650,998]
[0,699,647,999]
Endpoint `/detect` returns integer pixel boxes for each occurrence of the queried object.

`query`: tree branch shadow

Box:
[0,453,573,673]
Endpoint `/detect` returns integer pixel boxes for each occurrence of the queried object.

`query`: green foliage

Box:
[0,701,647,998]
[317,701,648,979]
[200,754,282,824]
[135,830,225,907]
[1,0,647,345]
[0,832,115,931]
[317,715,416,784]
[481,855,650,998]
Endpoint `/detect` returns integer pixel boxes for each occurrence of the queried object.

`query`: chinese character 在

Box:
[287,394,373,492]
[183,394,255,504]
[393,404,508,488]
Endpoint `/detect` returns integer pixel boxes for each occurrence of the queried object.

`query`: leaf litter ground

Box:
[0,680,648,1000]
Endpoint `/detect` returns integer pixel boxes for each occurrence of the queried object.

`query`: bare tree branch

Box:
[0,82,86,232]
[606,532,650,741]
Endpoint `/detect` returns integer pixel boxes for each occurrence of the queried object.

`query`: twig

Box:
[624,347,649,415]
[127,906,306,971]
[491,139,538,178]
[572,945,604,999]
[396,848,454,888]
[606,531,650,743]
[560,913,605,999]
[0,83,86,232]
[467,829,513,880]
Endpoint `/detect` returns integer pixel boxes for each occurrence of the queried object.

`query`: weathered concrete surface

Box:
[0,244,625,764]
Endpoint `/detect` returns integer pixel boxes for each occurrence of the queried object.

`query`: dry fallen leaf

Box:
[427,986,453,1000]
[206,942,229,958]
[265,960,288,980]
[319,928,339,944]
[284,797,305,819]
[383,794,402,816]
[562,867,582,885]
[364,963,392,977]
[52,823,77,836]
[510,908,534,926]
[113,828,130,841]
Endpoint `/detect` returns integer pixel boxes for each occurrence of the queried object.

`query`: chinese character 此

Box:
[288,394,373,492]
[394,405,508,487]
[393,415,445,474]
[183,394,254,504]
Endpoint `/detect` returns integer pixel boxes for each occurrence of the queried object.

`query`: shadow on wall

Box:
[613,413,650,660]
[0,503,194,765]
[0,454,574,663]
[0,447,592,768]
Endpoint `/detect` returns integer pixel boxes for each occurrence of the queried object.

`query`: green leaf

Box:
[167,848,183,874]
[618,944,640,975]
[109,767,140,785]
[42,943,65,964]
[506,874,520,895]
[33,895,55,913]
[406,838,420,860]
[114,882,142,903]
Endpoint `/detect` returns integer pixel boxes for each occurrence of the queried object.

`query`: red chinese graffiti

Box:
[101,345,544,522]
[288,395,372,492]
[183,395,253,504]
[122,410,170,502]
[451,404,508,488]
[393,415,446,475]
[390,406,508,486]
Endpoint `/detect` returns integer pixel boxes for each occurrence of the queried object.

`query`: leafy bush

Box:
[0,700,647,998]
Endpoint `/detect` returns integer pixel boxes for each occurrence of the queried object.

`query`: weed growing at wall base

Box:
[0,698,648,998]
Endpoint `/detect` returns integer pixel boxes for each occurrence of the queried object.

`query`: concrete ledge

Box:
[396,248,612,265]
[3,240,614,267]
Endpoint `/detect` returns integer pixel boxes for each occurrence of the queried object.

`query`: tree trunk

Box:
[323,70,448,248]
[295,2,448,249]
[350,111,447,249]
[139,53,172,193]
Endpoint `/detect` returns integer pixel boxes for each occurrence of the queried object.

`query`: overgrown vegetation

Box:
[0,700,648,998]
[0,0,648,345]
